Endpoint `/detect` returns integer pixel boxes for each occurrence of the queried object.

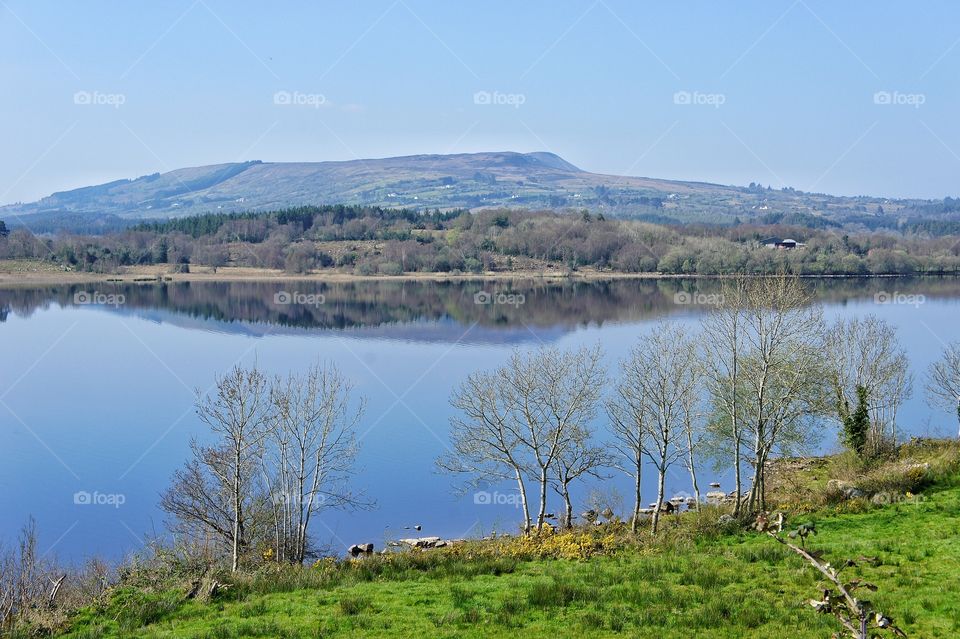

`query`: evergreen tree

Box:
[843,385,871,456]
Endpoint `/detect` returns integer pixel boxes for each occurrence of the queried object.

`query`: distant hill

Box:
[0,151,944,232]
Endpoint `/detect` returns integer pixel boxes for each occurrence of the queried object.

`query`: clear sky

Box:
[2,1,959,204]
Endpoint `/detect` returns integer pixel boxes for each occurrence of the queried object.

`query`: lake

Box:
[2,277,959,563]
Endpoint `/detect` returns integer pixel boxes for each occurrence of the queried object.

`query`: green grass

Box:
[54,478,960,639]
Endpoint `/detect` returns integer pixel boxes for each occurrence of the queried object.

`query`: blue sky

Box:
[2,0,959,203]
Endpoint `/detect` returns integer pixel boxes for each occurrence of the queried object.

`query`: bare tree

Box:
[514,346,605,531]
[607,371,649,533]
[679,381,705,511]
[826,316,912,450]
[263,363,366,563]
[613,323,698,534]
[161,444,251,550]
[738,275,828,511]
[926,341,960,438]
[440,366,534,532]
[551,426,611,528]
[0,518,62,631]
[440,345,605,533]
[195,365,271,572]
[701,278,749,515]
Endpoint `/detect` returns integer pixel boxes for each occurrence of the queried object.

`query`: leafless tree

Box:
[607,371,649,532]
[0,518,62,631]
[926,341,960,438]
[441,365,534,532]
[195,365,271,572]
[701,278,749,515]
[516,346,605,531]
[826,316,912,449]
[161,444,250,550]
[679,381,705,511]
[551,426,611,528]
[738,275,828,511]
[441,345,605,533]
[612,323,698,534]
[263,363,366,563]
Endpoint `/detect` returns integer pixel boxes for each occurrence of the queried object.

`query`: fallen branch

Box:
[756,514,906,639]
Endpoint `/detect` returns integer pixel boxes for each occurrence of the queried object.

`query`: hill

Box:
[0,152,941,232]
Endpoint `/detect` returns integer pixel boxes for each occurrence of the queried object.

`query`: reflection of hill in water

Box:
[1,278,959,342]
[112,309,573,345]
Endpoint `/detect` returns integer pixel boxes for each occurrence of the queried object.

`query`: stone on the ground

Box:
[348,543,374,557]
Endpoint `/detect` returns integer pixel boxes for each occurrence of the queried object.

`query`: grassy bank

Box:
[44,441,960,639]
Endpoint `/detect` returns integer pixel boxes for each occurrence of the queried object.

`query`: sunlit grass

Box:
[56,474,960,639]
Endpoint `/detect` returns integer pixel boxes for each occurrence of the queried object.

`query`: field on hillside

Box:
[53,448,960,639]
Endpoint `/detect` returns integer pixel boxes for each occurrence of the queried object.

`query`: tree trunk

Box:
[688,464,700,513]
[561,483,573,529]
[651,468,665,534]
[514,467,532,534]
[232,446,242,572]
[631,464,642,533]
[536,467,548,532]
[730,351,741,516]
[748,460,762,514]
[732,436,743,516]
[747,427,762,513]
[756,447,770,511]
[686,431,700,512]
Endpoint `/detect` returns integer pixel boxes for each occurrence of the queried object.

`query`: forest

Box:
[2,204,960,276]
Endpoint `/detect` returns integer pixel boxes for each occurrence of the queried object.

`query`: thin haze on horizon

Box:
[3,1,959,204]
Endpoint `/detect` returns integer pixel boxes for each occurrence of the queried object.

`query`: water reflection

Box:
[3,276,960,562]
[3,277,959,341]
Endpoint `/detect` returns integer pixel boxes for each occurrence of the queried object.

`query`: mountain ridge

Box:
[0,151,933,230]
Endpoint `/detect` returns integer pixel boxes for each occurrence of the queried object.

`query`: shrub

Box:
[378,261,403,276]
[855,462,931,495]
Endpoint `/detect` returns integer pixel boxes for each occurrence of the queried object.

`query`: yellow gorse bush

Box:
[491,528,624,560]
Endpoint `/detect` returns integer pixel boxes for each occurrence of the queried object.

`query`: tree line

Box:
[151,277,960,558]
[2,205,960,275]
[438,275,960,535]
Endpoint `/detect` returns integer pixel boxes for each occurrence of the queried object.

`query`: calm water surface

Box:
[2,278,959,562]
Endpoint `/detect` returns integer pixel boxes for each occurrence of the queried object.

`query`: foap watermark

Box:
[274,290,326,307]
[73,490,126,509]
[673,291,725,307]
[874,291,926,307]
[473,90,526,108]
[474,290,525,308]
[73,90,126,108]
[74,290,125,307]
[473,490,523,507]
[873,90,925,109]
[271,491,326,506]
[673,90,725,108]
[869,492,925,506]
[273,90,326,108]
[870,493,927,506]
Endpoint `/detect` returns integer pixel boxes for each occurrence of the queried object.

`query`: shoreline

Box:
[0,262,952,288]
